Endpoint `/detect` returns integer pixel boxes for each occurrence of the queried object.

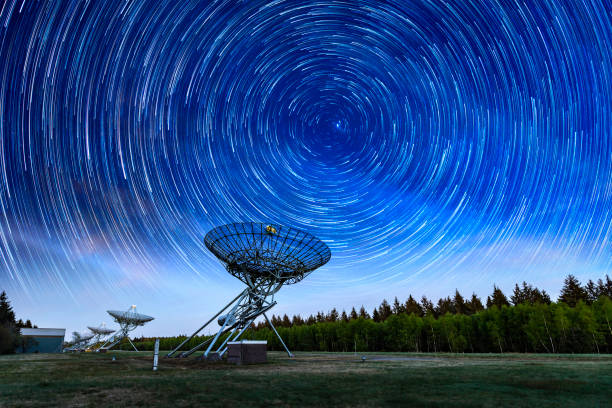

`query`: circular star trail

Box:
[0,0,611,294]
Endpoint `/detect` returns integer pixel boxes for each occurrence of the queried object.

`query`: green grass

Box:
[1,351,611,407]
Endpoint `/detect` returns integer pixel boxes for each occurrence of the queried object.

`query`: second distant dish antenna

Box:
[98,305,154,351]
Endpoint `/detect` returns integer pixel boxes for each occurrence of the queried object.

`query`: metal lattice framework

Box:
[205,223,331,286]
[98,306,154,351]
[167,222,331,359]
[64,332,94,351]
[86,323,115,349]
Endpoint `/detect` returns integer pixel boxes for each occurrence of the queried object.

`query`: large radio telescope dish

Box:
[205,223,331,286]
[168,222,331,360]
[98,306,154,352]
[107,305,154,326]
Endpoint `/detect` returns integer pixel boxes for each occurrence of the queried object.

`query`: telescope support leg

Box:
[103,336,122,350]
[166,289,247,358]
[99,329,121,350]
[264,312,294,358]
[180,334,222,358]
[203,291,248,358]
[218,319,254,356]
[127,337,139,352]
[213,326,238,356]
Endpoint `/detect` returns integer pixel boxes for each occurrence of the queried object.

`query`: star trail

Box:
[1,0,611,332]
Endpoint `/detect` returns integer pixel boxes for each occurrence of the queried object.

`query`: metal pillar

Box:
[264,312,294,357]
[99,329,122,350]
[218,319,254,356]
[202,291,247,358]
[179,335,216,358]
[99,327,135,351]
[166,289,247,358]
[127,337,139,352]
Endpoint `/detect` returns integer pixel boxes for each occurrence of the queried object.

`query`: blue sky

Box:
[1,0,611,337]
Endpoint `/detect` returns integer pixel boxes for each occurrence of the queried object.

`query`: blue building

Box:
[19,328,66,353]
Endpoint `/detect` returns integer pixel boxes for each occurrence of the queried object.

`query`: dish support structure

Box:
[97,322,141,351]
[166,280,292,359]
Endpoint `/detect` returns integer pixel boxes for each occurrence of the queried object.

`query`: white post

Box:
[153,338,160,371]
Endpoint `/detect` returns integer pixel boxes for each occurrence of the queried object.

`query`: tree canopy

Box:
[0,291,20,354]
[0,291,37,354]
[133,274,612,355]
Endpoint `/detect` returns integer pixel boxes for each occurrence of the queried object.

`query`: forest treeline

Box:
[0,291,37,354]
[133,274,612,354]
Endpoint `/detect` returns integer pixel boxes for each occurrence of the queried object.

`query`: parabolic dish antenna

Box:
[87,323,115,349]
[87,323,115,336]
[107,306,154,325]
[99,305,154,351]
[205,222,331,286]
[167,222,331,359]
[65,331,94,351]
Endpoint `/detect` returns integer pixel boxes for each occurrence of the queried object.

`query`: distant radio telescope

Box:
[167,222,331,359]
[99,305,154,351]
[65,331,94,351]
[87,323,115,349]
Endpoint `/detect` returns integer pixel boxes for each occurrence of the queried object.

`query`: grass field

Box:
[1,351,611,407]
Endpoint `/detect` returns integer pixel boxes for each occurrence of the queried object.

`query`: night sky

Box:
[1,0,611,337]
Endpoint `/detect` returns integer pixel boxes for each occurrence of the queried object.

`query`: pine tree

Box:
[420,296,435,317]
[538,290,552,305]
[349,307,358,320]
[341,310,349,322]
[0,291,16,327]
[392,297,405,315]
[487,285,510,309]
[0,291,19,354]
[558,275,588,307]
[372,308,381,322]
[511,283,525,305]
[282,314,291,327]
[511,282,551,305]
[436,296,454,315]
[453,290,466,314]
[467,293,484,314]
[358,306,370,319]
[598,275,612,298]
[378,299,392,321]
[316,311,325,323]
[585,279,600,304]
[327,308,339,322]
[405,295,423,316]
